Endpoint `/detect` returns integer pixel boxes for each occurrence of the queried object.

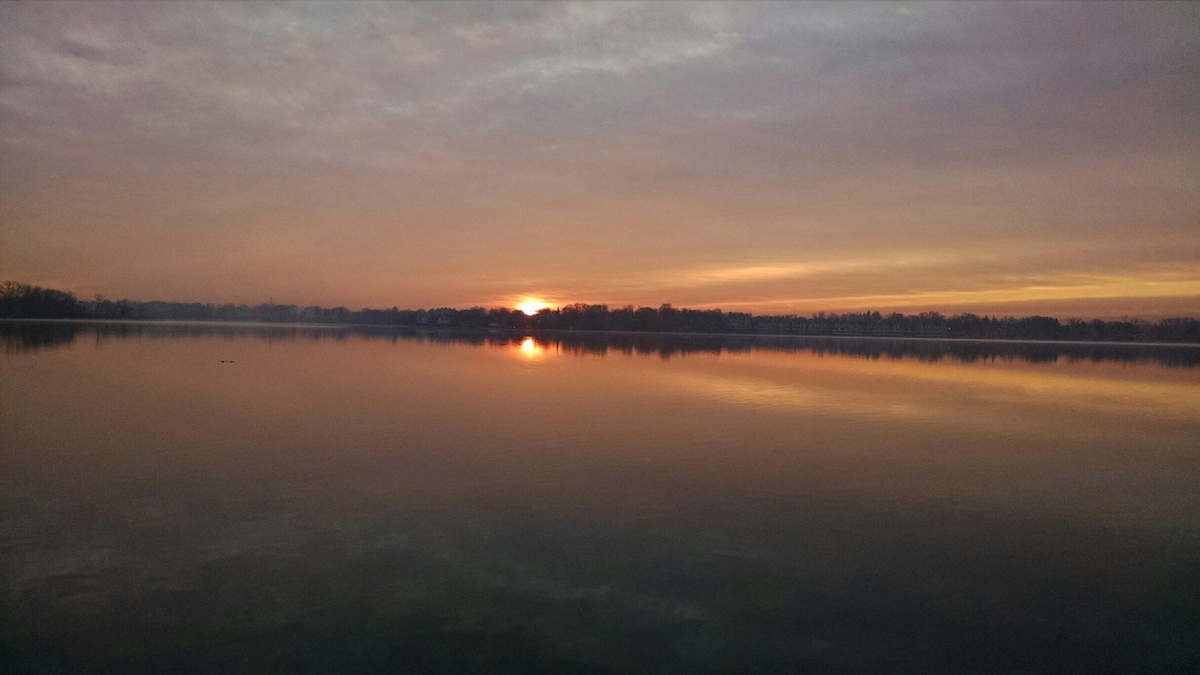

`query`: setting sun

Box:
[517,299,550,316]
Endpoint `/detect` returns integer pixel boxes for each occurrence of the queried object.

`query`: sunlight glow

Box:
[693,273,1199,315]
[517,299,550,316]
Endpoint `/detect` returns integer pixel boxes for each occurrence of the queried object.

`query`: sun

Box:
[516,299,550,316]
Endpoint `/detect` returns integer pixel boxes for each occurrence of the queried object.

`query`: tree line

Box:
[2,281,1197,343]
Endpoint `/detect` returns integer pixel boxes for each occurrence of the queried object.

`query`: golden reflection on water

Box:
[3,326,1199,673]
[518,336,547,359]
[667,348,1200,424]
[4,329,1198,538]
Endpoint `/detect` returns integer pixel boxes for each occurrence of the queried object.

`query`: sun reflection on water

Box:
[519,337,546,359]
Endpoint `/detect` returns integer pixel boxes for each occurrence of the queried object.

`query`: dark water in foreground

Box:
[2,322,1198,673]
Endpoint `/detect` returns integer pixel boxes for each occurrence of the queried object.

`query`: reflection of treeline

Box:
[5,321,1197,368]
[0,320,356,354]
[3,281,1198,344]
[424,331,1200,368]
[0,321,84,354]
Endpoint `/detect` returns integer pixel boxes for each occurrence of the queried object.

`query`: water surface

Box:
[2,323,1198,673]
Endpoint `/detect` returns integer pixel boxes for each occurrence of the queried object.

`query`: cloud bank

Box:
[2,1,1196,317]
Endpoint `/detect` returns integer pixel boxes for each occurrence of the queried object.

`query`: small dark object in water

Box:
[220,360,234,363]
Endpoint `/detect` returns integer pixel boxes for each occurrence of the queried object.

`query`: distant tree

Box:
[3,280,1197,344]
[0,282,86,319]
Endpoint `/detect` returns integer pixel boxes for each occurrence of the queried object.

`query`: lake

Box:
[2,322,1198,673]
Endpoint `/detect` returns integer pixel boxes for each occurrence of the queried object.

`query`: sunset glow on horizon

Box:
[517,300,552,316]
[1,2,1196,320]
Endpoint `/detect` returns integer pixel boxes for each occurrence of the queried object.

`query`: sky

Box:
[1,1,1197,319]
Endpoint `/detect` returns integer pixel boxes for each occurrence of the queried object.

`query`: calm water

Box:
[2,322,1198,674]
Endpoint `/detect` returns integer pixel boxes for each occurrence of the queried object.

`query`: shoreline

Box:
[3,318,1197,348]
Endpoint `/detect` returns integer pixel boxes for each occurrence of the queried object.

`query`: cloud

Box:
[1,1,1196,316]
[693,270,1199,316]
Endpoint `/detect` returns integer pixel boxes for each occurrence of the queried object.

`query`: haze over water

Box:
[2,323,1197,673]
